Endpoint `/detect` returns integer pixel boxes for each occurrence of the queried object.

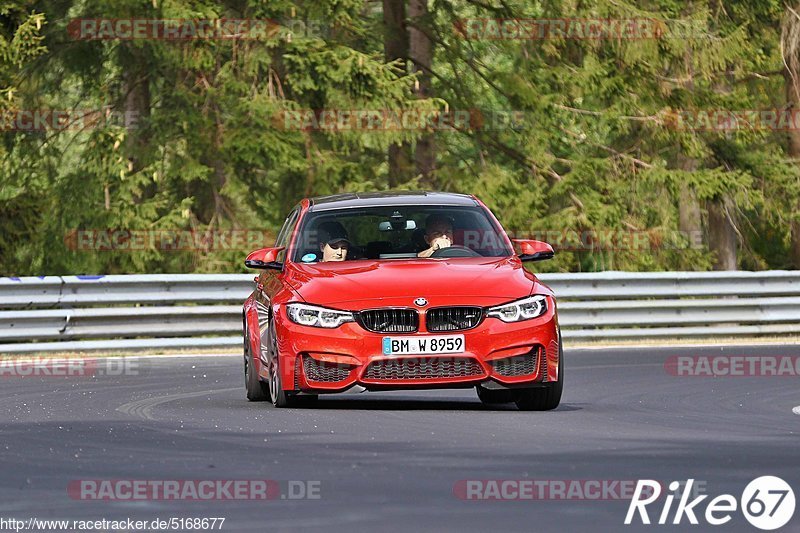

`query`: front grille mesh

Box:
[490,346,544,377]
[426,306,483,332]
[364,357,483,381]
[358,309,418,333]
[302,355,351,382]
[491,354,538,377]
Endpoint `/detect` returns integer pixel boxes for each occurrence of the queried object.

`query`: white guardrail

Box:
[1,271,799,352]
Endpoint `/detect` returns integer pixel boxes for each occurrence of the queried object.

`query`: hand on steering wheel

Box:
[429,245,481,258]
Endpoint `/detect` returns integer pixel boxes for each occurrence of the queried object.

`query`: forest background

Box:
[3,0,800,275]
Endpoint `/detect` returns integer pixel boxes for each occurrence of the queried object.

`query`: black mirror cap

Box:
[244,260,283,270]
[519,251,555,262]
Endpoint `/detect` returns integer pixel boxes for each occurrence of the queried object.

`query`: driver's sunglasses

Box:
[327,241,349,250]
[429,230,453,239]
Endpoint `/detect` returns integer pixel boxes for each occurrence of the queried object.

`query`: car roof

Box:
[308,191,478,212]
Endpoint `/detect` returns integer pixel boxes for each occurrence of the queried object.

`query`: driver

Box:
[417,214,454,258]
[317,221,350,262]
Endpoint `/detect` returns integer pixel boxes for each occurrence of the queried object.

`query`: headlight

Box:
[286,303,354,328]
[486,295,548,323]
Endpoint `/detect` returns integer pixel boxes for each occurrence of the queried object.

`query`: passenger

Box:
[317,221,350,262]
[417,215,454,258]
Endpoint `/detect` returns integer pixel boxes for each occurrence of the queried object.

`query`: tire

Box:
[244,325,269,402]
[268,354,298,408]
[515,337,563,411]
[265,318,298,408]
[476,385,517,404]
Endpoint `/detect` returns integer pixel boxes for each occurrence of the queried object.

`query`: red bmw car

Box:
[242,191,562,410]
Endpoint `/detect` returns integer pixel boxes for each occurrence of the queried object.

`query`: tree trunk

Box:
[673,51,703,251]
[707,196,737,270]
[676,154,701,247]
[408,0,436,186]
[120,45,151,175]
[785,69,800,267]
[120,45,153,209]
[383,0,411,188]
[678,186,701,237]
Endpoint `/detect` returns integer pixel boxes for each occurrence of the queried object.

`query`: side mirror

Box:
[512,239,554,262]
[245,247,285,270]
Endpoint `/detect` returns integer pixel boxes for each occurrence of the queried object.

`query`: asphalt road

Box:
[1,344,799,533]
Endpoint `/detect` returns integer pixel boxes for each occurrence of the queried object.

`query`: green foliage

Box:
[0,0,798,274]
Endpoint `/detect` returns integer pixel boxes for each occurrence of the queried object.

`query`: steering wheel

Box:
[430,245,481,258]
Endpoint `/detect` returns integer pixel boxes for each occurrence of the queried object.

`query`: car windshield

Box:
[292,206,514,262]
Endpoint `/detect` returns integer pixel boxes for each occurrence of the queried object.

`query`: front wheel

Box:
[268,353,297,408]
[244,325,269,402]
[515,338,563,411]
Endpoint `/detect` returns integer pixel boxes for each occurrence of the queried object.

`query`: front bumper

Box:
[275,299,560,393]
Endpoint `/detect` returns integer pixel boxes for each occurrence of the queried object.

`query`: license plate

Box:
[382,335,465,355]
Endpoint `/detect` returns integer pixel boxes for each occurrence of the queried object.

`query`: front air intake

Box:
[364,357,484,380]
[302,355,352,383]
[490,346,543,377]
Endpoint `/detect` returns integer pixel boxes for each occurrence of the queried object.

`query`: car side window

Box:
[275,209,300,263]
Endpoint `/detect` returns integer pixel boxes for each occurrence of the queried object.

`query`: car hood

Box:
[284,257,543,308]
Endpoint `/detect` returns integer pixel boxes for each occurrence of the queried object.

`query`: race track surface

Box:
[1,345,799,532]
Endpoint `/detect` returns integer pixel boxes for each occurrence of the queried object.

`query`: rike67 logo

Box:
[626,477,795,530]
